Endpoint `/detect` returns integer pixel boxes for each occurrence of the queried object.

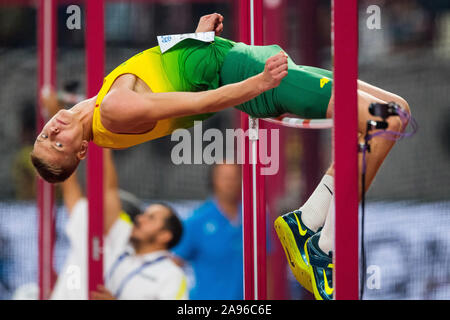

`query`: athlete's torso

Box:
[92,36,235,149]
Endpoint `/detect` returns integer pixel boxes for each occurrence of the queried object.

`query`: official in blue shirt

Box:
[173,164,243,300]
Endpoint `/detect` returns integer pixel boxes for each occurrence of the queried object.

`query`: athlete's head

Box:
[130,203,183,250]
[31,109,88,183]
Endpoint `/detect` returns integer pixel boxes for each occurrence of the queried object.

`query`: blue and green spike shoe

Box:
[274,210,315,293]
[305,232,334,300]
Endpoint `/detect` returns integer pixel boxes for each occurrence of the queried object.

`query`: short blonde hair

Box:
[30,151,78,183]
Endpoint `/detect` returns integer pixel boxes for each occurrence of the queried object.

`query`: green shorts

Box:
[162,36,332,119]
[219,42,333,119]
[161,36,236,92]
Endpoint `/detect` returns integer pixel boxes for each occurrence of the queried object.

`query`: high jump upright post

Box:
[86,0,105,300]
[239,0,267,300]
[332,0,360,300]
[37,0,57,300]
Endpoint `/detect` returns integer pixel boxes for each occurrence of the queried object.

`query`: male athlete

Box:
[31,13,410,300]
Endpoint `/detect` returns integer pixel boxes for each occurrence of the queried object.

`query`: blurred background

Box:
[0,0,449,300]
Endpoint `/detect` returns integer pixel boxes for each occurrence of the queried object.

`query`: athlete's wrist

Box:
[253,73,272,93]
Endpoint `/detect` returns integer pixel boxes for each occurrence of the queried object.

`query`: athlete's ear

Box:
[77,140,89,160]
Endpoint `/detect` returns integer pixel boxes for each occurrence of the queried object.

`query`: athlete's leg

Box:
[280,77,409,231]
[299,165,334,232]
[317,196,334,256]
[325,88,410,196]
[298,84,409,264]
[300,87,410,300]
[274,164,334,293]
[299,70,410,113]
[357,79,410,111]
[305,204,335,300]
[265,48,410,296]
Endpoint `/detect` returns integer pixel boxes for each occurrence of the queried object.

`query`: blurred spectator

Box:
[11,145,35,200]
[0,7,35,46]
[49,148,187,300]
[0,234,9,299]
[173,163,243,300]
[442,109,450,157]
[11,101,36,200]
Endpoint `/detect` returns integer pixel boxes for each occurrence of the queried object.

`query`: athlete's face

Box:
[33,109,87,166]
[130,204,171,247]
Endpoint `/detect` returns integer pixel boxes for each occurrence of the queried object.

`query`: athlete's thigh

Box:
[275,63,333,119]
[327,89,388,133]
[357,79,408,108]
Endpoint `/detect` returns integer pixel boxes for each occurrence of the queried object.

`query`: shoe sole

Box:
[274,216,313,293]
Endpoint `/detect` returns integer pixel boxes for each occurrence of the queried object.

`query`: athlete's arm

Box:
[101,51,288,132]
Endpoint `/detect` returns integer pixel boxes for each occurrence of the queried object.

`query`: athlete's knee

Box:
[393,95,410,131]
[395,95,410,116]
[387,96,410,133]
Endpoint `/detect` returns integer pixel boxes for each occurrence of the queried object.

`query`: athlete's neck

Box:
[71,96,97,141]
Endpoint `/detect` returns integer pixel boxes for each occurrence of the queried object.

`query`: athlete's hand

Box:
[259,51,288,91]
[195,13,224,36]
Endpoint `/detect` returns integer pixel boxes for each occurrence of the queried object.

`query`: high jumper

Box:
[31,13,410,300]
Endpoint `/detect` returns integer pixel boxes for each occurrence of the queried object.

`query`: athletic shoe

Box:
[305,232,334,300]
[274,210,315,292]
